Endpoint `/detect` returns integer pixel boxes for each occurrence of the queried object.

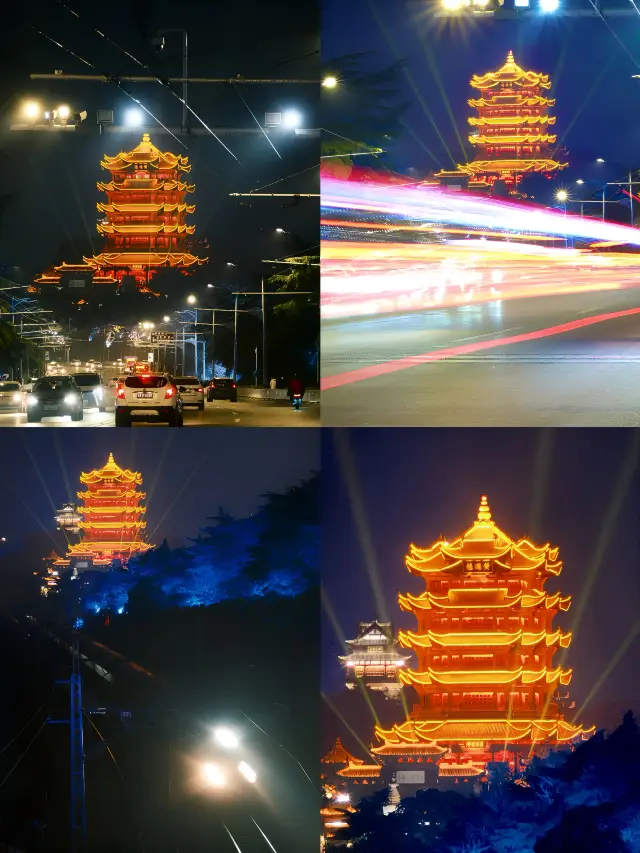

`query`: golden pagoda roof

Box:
[468,115,556,128]
[438,763,485,778]
[337,762,382,778]
[471,133,557,145]
[405,495,563,576]
[78,520,146,530]
[97,202,195,214]
[77,489,146,501]
[79,505,145,515]
[399,666,573,687]
[399,588,571,612]
[463,159,568,175]
[100,134,191,173]
[96,223,196,235]
[97,179,195,193]
[399,628,572,650]
[86,252,207,269]
[470,51,552,91]
[321,738,361,765]
[66,541,152,556]
[79,453,143,485]
[469,96,556,109]
[374,718,596,748]
[369,741,447,757]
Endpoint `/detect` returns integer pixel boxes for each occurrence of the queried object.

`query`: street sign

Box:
[147,352,154,362]
[151,332,176,344]
[44,351,50,361]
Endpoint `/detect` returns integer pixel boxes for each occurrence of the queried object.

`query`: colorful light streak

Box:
[321,179,640,321]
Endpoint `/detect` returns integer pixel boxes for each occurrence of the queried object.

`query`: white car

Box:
[114,372,183,427]
[173,376,205,411]
[0,380,25,413]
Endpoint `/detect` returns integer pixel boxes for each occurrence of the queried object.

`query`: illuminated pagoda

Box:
[372,495,594,781]
[339,621,410,698]
[54,453,152,573]
[55,501,82,536]
[322,738,382,788]
[435,51,567,190]
[34,133,207,292]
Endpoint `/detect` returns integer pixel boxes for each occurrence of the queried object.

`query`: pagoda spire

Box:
[476,494,492,523]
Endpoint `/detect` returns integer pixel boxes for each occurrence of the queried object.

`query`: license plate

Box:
[136,392,153,399]
[44,405,57,411]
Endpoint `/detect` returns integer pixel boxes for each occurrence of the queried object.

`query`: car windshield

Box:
[125,375,167,389]
[0,382,20,391]
[34,378,73,390]
[175,377,200,386]
[72,374,101,387]
[213,379,234,386]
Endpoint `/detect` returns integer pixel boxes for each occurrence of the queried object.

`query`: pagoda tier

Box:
[55,453,152,571]
[435,51,568,190]
[34,134,207,290]
[372,496,594,777]
[339,621,410,698]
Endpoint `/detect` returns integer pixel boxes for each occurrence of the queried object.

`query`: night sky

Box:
[323,0,640,179]
[322,429,640,732]
[1,0,319,283]
[0,429,319,552]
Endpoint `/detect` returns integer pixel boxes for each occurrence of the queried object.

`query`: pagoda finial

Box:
[107,452,115,465]
[477,494,492,523]
[506,50,515,64]
[142,132,151,143]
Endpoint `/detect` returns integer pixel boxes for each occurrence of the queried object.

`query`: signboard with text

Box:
[151,332,176,345]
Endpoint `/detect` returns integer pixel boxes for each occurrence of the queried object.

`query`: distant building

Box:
[339,621,410,698]
[40,550,62,597]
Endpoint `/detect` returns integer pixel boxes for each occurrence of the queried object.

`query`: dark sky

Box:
[322,428,640,731]
[323,0,640,178]
[0,0,319,281]
[1,429,319,551]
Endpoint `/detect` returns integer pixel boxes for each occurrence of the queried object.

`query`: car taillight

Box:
[164,386,175,398]
[232,383,236,388]
[117,388,125,399]
[197,387,203,393]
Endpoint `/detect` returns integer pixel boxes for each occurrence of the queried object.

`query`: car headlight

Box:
[64,393,79,405]
[12,393,21,403]
[27,395,38,406]
[94,387,102,398]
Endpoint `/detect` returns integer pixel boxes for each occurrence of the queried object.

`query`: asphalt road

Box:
[0,398,320,427]
[321,288,640,426]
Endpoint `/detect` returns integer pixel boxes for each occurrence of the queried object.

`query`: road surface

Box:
[321,289,640,426]
[0,398,320,427]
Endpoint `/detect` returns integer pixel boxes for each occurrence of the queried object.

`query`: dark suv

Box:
[206,378,237,403]
[27,376,84,422]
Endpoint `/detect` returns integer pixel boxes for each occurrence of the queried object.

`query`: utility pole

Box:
[261,278,267,387]
[50,639,87,853]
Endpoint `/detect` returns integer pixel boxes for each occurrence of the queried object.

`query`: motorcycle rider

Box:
[288,374,305,406]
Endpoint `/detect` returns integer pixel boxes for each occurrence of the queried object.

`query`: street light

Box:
[555,190,568,202]
[163,315,171,322]
[275,228,285,233]
[23,101,40,119]
[282,109,302,129]
[539,0,560,10]
[576,179,584,185]
[125,108,144,126]
[186,294,197,305]
[322,76,338,88]
[226,262,235,267]
[207,283,214,288]
[57,105,70,119]
[214,727,240,750]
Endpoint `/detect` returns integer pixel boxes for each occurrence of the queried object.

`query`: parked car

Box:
[206,378,237,403]
[114,372,183,426]
[26,376,84,422]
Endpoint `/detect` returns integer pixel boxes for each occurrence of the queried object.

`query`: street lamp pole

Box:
[233,294,239,382]
[261,277,267,387]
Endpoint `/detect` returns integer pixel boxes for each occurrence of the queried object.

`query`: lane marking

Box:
[321,306,640,390]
